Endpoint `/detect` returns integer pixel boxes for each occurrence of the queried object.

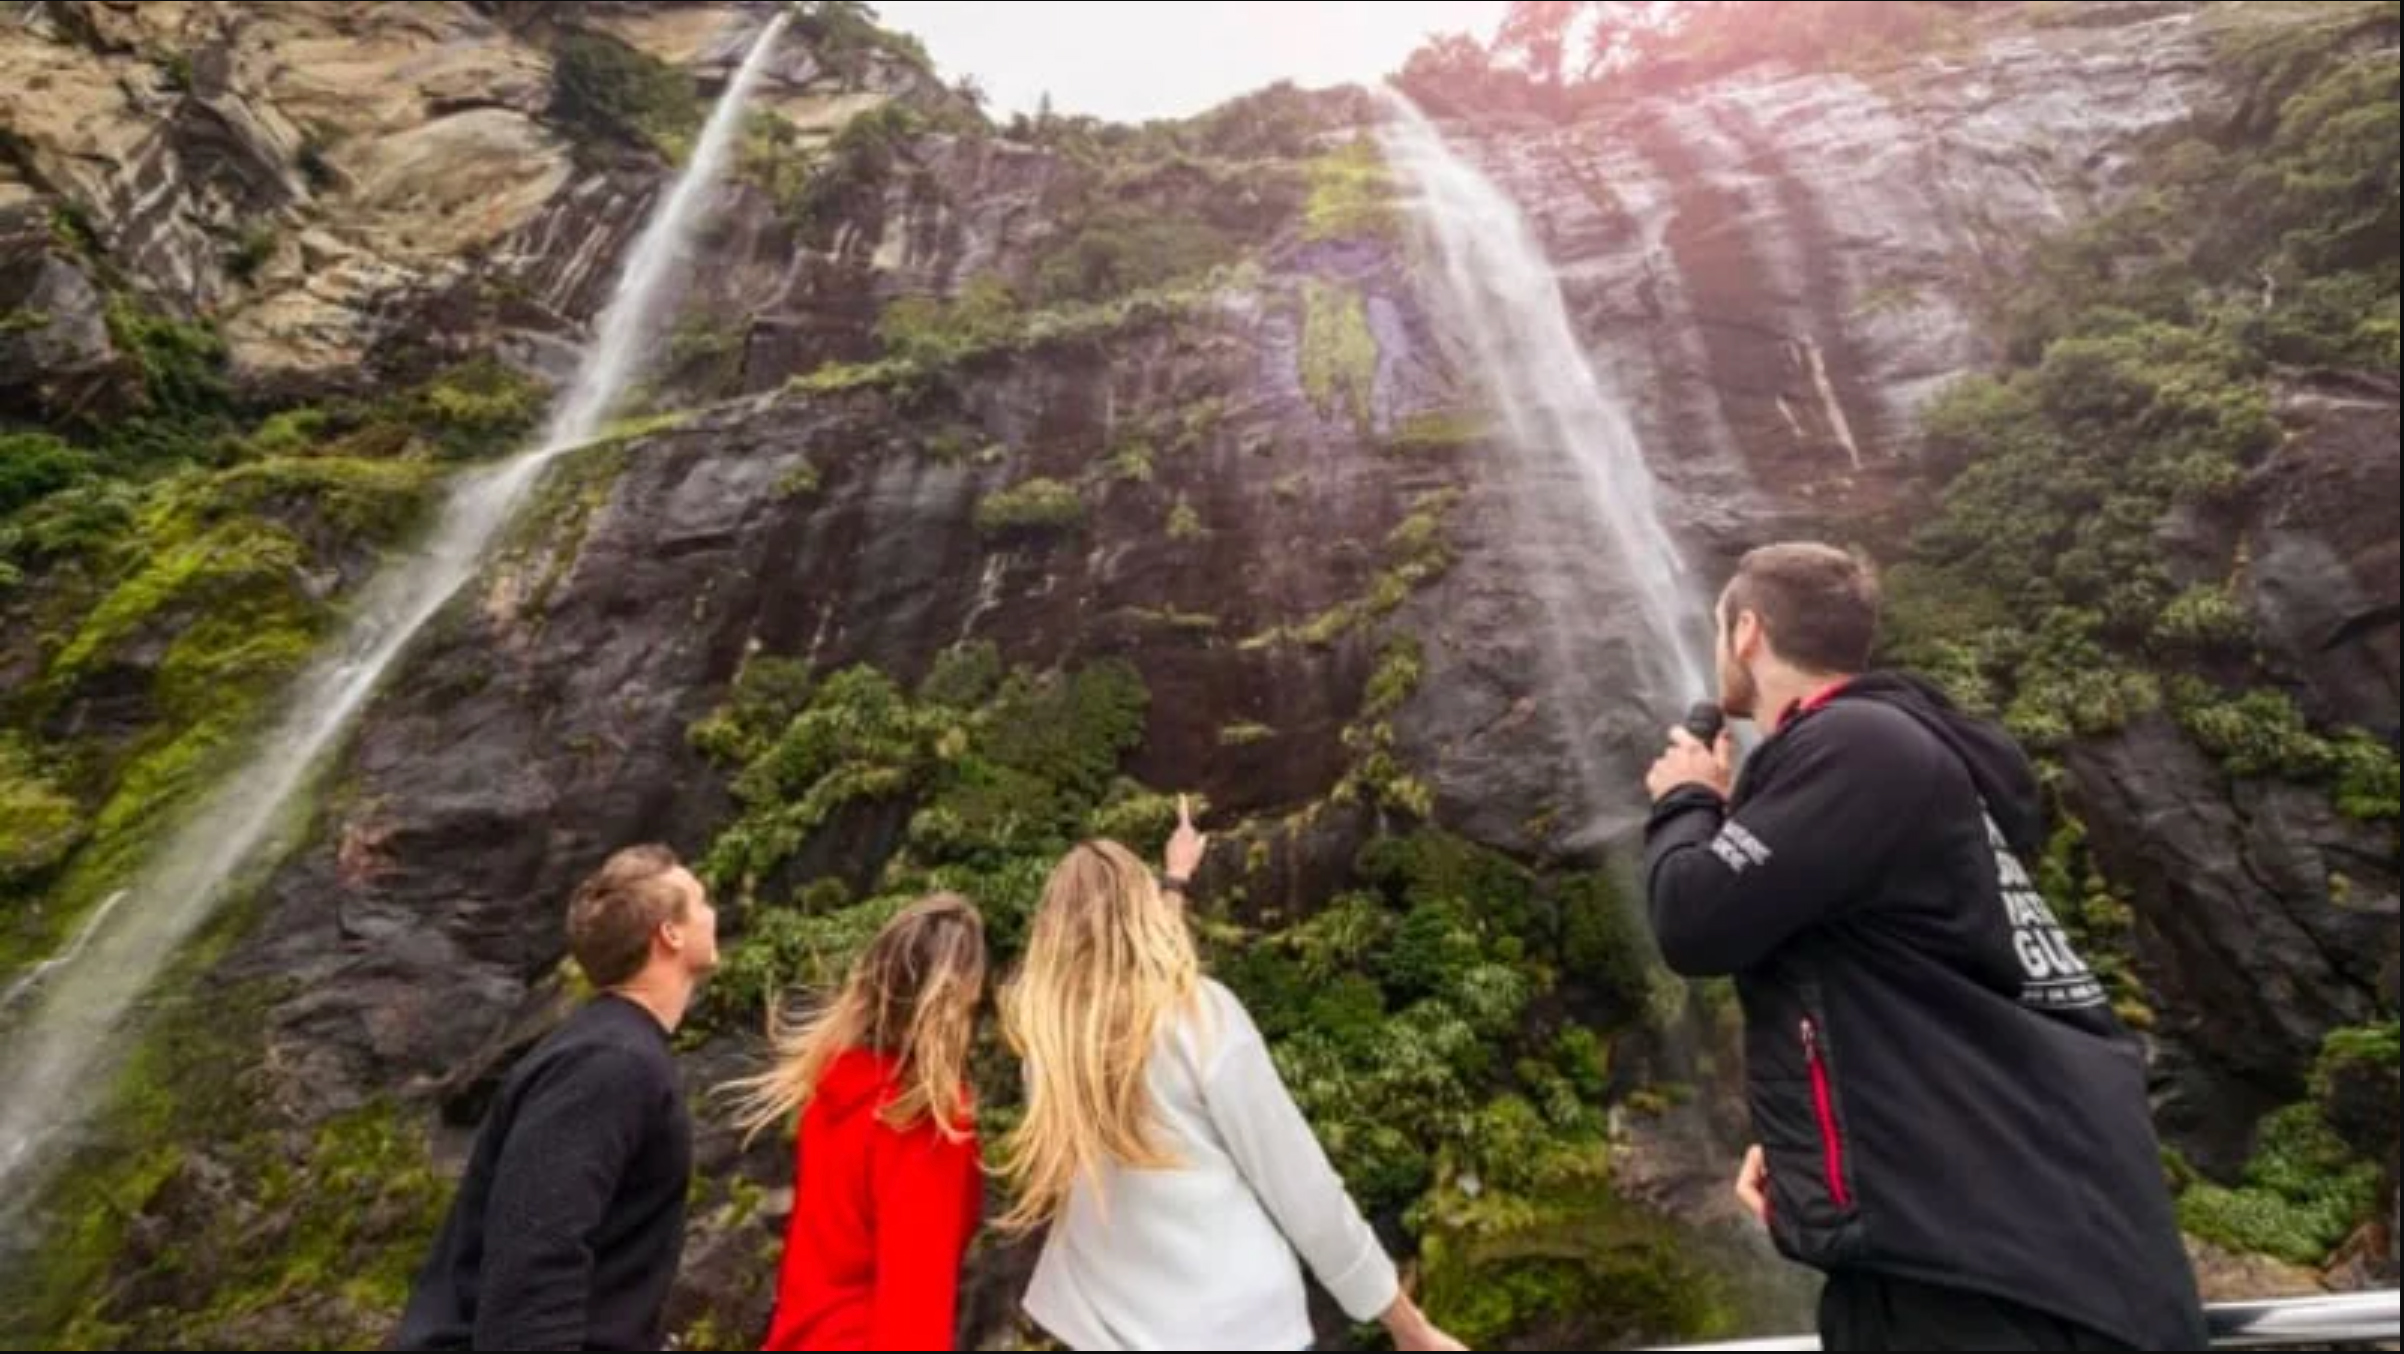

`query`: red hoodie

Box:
[762,1048,983,1351]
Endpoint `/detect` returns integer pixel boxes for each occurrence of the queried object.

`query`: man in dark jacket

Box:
[394,844,719,1351]
[1643,543,2207,1352]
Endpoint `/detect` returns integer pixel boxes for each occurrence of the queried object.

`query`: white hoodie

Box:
[1023,980,1401,1351]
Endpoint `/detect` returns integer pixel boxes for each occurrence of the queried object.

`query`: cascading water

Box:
[0,11,792,1230]
[1376,95,1821,1333]
[1376,89,1716,752]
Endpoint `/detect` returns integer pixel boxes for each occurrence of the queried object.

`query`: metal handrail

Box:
[1647,1288,2400,1351]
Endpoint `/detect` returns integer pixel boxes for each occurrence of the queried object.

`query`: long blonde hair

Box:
[726,893,987,1145]
[997,840,1202,1233]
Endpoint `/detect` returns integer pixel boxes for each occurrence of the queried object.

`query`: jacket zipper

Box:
[1801,1017,1853,1209]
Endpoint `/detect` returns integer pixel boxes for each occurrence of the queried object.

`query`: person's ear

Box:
[1736,610,1768,663]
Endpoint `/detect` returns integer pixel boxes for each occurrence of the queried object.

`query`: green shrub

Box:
[96,299,239,466]
[1031,205,1240,307]
[690,656,816,765]
[0,739,82,883]
[1300,280,1377,429]
[415,358,547,460]
[2153,585,2254,650]
[981,661,1151,809]
[1085,784,1182,854]
[2330,732,2401,822]
[1417,1181,1740,1349]
[1384,899,1483,1003]
[692,649,1150,1013]
[1887,13,2397,796]
[1283,893,1394,981]
[1558,871,1654,1018]
[794,103,922,239]
[1303,138,1400,243]
[226,224,277,282]
[711,891,917,1026]
[792,0,936,79]
[702,665,938,894]
[1108,441,1156,483]
[918,642,1003,711]
[1166,496,1206,541]
[1385,409,1486,457]
[975,478,1085,536]
[2177,1103,2384,1266]
[2312,1021,2401,1162]
[0,433,92,516]
[2174,683,2333,781]
[551,33,703,160]
[877,275,1022,367]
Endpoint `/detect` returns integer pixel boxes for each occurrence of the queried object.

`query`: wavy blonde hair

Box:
[726,893,987,1145]
[997,840,1203,1233]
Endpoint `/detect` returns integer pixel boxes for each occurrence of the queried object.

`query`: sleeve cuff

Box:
[1319,1236,1400,1324]
[1645,783,1727,836]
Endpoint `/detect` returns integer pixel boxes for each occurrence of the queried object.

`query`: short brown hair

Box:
[1721,543,1883,674]
[567,845,692,989]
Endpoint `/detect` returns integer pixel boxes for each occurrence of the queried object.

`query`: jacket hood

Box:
[816,1048,903,1120]
[1832,672,2047,857]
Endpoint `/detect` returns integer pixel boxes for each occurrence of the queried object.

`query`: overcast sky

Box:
[877,1,1509,122]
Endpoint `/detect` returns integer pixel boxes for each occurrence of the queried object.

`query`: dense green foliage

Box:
[1,309,548,976]
[684,636,1710,1344]
[789,270,1264,411]
[791,0,936,81]
[0,455,440,974]
[690,647,1152,1022]
[2178,1101,2386,1266]
[551,32,704,161]
[1301,279,1379,429]
[0,736,80,883]
[973,476,1086,537]
[0,432,93,517]
[1303,137,1402,243]
[11,2,2399,1346]
[1884,3,2401,820]
[1031,198,1247,308]
[1871,1,2403,1268]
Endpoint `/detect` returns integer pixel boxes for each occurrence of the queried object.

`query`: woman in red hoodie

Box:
[727,893,988,1351]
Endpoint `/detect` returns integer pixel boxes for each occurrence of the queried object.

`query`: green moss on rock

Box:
[1302,138,1400,244]
[552,31,705,161]
[976,477,1086,537]
[1300,279,1377,430]
[2177,1102,2384,1266]
[1416,1161,1742,1349]
[0,738,82,883]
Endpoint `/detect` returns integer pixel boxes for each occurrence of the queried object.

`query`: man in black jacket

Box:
[394,844,719,1351]
[1644,543,2207,1352]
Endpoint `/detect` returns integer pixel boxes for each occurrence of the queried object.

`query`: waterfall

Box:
[1376,90,1715,723]
[0,11,791,1226]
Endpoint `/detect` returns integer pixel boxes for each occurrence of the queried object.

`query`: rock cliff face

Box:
[1,1,2395,1347]
[0,0,948,406]
[1402,6,2398,1168]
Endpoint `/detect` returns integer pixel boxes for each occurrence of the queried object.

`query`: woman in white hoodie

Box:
[998,801,1466,1352]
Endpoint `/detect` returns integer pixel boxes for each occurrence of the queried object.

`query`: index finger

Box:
[1178,794,1193,828]
[1669,726,1705,753]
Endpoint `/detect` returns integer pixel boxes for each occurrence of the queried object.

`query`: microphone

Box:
[1682,701,1726,745]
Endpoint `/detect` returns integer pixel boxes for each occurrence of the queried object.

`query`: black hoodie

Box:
[1645,673,2207,1351]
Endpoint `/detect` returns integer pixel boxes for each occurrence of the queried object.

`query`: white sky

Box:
[877,1,1510,122]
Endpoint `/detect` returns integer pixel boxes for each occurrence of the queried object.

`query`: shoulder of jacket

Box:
[1190,978,1248,1039]
[1790,699,1946,760]
[1799,696,1912,733]
[1186,978,1267,1081]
